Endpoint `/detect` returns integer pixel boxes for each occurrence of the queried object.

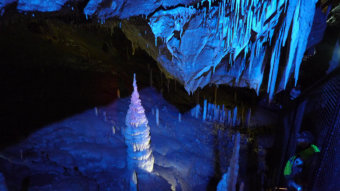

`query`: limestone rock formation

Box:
[124,74,154,173]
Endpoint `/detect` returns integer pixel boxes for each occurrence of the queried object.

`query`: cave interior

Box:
[0,0,339,191]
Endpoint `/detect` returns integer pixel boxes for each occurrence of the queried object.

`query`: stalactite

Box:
[267,28,284,100]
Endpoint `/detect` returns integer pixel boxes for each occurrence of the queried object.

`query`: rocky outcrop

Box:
[0,0,332,100]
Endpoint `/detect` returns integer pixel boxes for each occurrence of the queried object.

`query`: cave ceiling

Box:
[0,0,339,100]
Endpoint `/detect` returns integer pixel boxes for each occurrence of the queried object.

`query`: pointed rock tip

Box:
[133,73,137,88]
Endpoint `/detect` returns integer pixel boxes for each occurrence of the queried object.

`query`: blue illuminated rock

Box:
[84,0,196,20]
[0,0,323,100]
[17,0,69,12]
[327,40,340,74]
[147,0,318,100]
[0,0,16,11]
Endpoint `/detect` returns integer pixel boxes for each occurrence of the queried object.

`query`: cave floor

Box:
[0,88,221,191]
[0,87,276,191]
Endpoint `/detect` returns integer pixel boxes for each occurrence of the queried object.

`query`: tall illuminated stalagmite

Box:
[124,74,154,172]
